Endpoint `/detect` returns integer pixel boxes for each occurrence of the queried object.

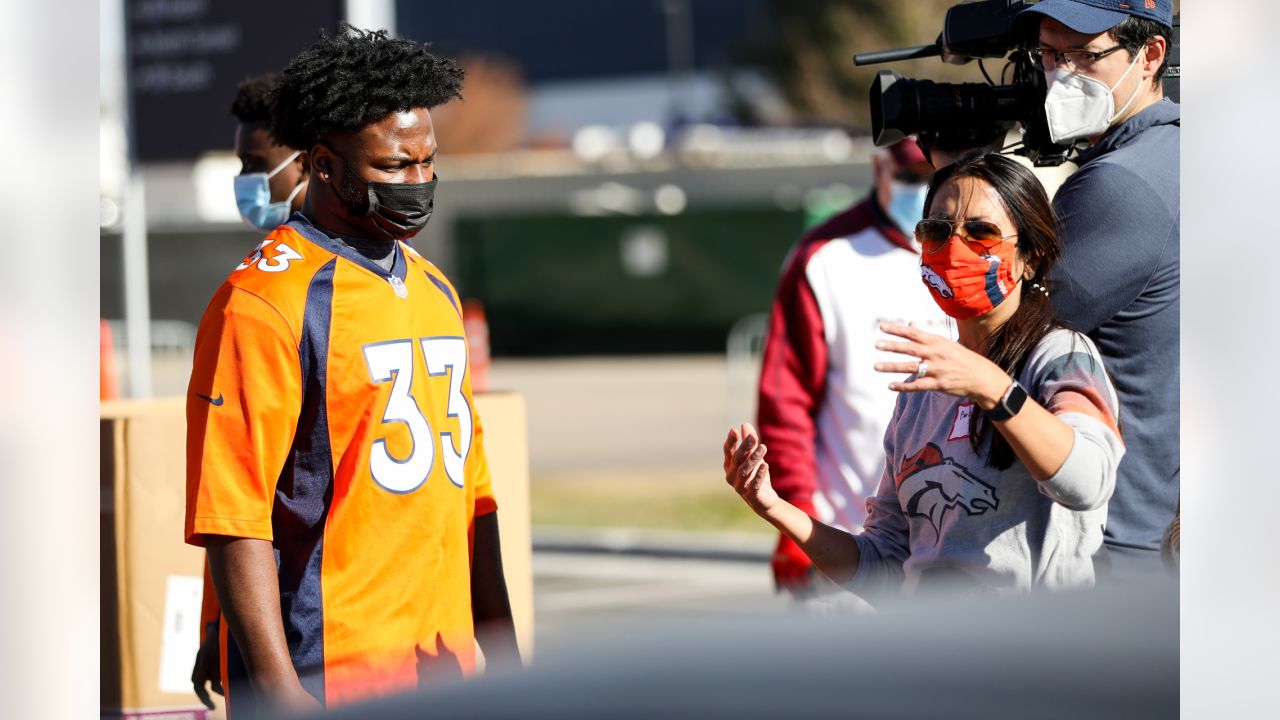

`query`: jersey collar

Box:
[285,212,407,284]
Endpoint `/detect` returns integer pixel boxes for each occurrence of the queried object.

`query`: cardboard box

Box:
[473,392,535,660]
[102,393,533,717]
[101,398,210,720]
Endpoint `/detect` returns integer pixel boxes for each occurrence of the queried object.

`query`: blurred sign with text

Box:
[126,0,343,162]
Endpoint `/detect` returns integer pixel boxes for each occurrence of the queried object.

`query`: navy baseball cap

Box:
[1019,0,1174,35]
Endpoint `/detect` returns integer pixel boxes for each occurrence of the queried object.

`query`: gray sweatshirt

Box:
[848,329,1124,599]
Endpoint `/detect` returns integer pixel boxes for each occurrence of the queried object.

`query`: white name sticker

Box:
[949,402,975,441]
[157,575,204,694]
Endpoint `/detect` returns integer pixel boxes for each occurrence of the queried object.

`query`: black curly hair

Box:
[230,73,278,124]
[270,24,465,150]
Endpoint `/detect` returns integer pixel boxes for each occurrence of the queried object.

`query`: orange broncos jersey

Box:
[185,215,497,710]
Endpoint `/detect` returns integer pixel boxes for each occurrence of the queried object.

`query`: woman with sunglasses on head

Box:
[725,152,1123,599]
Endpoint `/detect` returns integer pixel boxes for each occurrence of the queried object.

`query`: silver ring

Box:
[917,361,928,378]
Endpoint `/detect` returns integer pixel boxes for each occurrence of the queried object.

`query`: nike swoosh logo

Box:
[196,392,224,406]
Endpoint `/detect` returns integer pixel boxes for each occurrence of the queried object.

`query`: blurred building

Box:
[101,0,882,359]
[398,0,790,141]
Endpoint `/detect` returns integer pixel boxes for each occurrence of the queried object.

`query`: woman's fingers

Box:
[725,422,769,497]
[889,377,939,393]
[755,460,770,484]
[879,321,941,343]
[874,324,1002,400]
[874,360,925,374]
[723,427,741,472]
[734,430,759,466]
[738,442,767,479]
[875,339,926,358]
[733,443,768,493]
[747,459,771,487]
[879,322,924,341]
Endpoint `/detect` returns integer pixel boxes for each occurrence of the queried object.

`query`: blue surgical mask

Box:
[233,151,306,231]
[887,179,929,239]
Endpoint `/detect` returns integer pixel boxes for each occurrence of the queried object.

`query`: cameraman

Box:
[1018,0,1178,578]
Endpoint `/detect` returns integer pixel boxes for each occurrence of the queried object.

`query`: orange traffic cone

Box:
[462,300,490,394]
[100,319,119,400]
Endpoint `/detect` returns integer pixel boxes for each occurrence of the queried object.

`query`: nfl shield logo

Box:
[389,276,408,298]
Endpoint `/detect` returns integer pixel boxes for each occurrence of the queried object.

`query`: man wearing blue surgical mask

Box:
[756,138,950,604]
[230,74,309,231]
[1016,0,1178,581]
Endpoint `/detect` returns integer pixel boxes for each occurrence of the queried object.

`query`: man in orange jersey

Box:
[185,25,519,716]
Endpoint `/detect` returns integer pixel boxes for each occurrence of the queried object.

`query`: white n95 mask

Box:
[1043,50,1143,145]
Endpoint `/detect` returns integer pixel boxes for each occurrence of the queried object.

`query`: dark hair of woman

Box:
[922,152,1063,469]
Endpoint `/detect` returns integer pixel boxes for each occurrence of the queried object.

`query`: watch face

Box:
[988,380,1027,421]
[1005,381,1028,415]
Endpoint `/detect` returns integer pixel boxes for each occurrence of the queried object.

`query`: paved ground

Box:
[531,549,789,657]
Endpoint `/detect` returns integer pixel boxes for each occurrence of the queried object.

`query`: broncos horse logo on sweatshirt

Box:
[895,443,998,544]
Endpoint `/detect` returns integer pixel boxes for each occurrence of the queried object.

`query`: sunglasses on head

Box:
[915,219,1017,254]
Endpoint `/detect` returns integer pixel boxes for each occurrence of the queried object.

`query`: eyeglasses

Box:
[915,219,1017,254]
[1028,44,1126,72]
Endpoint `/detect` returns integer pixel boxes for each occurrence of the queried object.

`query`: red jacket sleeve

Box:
[755,240,829,507]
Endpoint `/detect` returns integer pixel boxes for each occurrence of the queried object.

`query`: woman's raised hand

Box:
[723,422,781,516]
[873,322,1011,409]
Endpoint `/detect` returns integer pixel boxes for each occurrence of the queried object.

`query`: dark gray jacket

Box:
[1049,99,1180,562]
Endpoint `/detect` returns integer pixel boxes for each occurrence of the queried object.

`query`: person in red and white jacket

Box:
[756,138,951,597]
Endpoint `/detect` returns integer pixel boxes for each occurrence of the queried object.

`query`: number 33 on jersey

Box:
[363,336,472,493]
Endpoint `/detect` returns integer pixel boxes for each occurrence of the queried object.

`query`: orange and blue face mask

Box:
[919,237,1020,320]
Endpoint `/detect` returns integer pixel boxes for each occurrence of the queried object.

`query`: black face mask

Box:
[331,148,438,241]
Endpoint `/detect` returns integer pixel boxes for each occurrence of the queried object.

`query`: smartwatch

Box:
[987,379,1028,421]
